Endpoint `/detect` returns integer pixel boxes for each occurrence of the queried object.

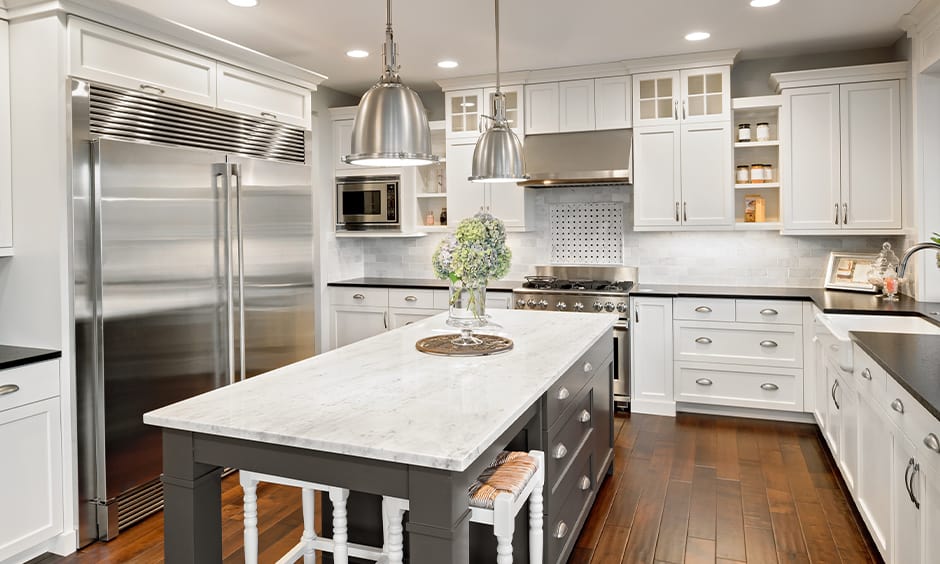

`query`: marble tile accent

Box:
[144,309,617,472]
[359,187,904,287]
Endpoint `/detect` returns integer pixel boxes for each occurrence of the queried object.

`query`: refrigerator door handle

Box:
[214,163,237,385]
[233,163,247,383]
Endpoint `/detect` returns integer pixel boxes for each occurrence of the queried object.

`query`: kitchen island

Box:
[144,309,616,563]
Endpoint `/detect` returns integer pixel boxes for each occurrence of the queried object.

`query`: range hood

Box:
[518,129,632,187]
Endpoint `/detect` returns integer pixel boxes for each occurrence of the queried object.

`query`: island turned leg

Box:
[407,466,472,563]
[161,429,223,563]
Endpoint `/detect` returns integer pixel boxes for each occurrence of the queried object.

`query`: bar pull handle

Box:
[578,409,591,423]
[353,293,365,301]
[891,398,905,414]
[683,202,688,222]
[673,100,679,120]
[925,433,940,454]
[0,384,19,396]
[695,337,713,345]
[904,457,920,509]
[557,387,570,401]
[760,340,779,348]
[139,83,165,95]
[578,476,591,491]
[861,368,872,381]
[682,100,687,119]
[694,306,712,313]
[831,380,840,410]
[695,378,713,386]
[404,295,418,302]
[675,202,680,222]
[553,443,568,460]
[554,521,569,539]
[260,111,277,120]
[383,311,388,330]
[760,383,779,391]
[843,203,848,225]
[760,308,779,316]
[834,203,839,225]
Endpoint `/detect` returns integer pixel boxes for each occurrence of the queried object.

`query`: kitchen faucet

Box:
[897,241,940,279]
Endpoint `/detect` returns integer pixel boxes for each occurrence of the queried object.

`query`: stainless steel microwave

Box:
[336,175,400,229]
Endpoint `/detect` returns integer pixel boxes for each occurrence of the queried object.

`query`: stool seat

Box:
[469,451,539,510]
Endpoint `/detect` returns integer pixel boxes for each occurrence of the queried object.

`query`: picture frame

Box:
[824,252,879,293]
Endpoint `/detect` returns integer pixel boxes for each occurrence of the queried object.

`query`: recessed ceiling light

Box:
[685,31,711,41]
[437,60,459,69]
[227,0,258,7]
[346,49,369,58]
[750,0,780,6]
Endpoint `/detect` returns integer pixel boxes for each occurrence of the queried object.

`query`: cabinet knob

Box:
[760,340,779,348]
[891,398,905,414]
[695,378,713,386]
[353,293,365,300]
[578,409,591,424]
[0,384,19,396]
[404,295,418,302]
[556,387,570,401]
[760,308,779,316]
[554,521,569,539]
[583,362,593,373]
[861,368,872,381]
[760,383,779,392]
[694,306,713,313]
[695,337,713,345]
[553,443,568,460]
[925,433,940,454]
[578,476,591,491]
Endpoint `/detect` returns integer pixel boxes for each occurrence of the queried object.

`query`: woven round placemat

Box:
[415,334,514,357]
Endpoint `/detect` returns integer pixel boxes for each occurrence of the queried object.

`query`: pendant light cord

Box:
[495,0,500,93]
[383,0,399,81]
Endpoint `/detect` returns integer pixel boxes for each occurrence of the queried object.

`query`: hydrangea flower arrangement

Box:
[432,211,512,288]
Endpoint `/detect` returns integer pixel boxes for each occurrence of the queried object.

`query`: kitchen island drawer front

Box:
[0,360,59,413]
[547,387,594,491]
[548,449,594,564]
[549,437,593,514]
[675,362,803,411]
[674,321,803,368]
[546,335,611,428]
[388,288,438,310]
[735,300,803,325]
[885,376,940,474]
[674,298,735,322]
[330,287,389,307]
[852,344,888,400]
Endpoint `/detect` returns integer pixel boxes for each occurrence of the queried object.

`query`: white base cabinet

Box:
[629,297,675,416]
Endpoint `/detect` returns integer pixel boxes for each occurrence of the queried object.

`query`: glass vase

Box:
[447,280,487,345]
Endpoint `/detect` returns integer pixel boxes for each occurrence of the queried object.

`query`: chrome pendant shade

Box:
[469,0,528,183]
[344,0,437,167]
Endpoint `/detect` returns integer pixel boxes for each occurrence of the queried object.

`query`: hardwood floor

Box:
[35,413,880,564]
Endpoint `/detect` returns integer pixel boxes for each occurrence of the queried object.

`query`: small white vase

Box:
[447,280,487,330]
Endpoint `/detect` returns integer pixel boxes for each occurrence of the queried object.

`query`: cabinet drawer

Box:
[217,64,312,129]
[0,360,59,413]
[547,450,594,564]
[852,345,888,400]
[675,321,803,368]
[675,362,803,412]
[546,336,610,428]
[330,287,388,307]
[674,298,735,322]
[388,289,438,310]
[735,300,803,325]
[68,18,216,107]
[885,377,940,474]
[547,387,593,491]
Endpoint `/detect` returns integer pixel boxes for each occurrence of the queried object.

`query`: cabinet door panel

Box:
[856,394,891,557]
[784,86,841,231]
[217,64,311,128]
[486,183,529,231]
[813,337,829,430]
[840,378,859,492]
[825,363,842,456]
[559,79,595,132]
[923,464,940,564]
[630,297,674,415]
[633,126,681,228]
[445,89,483,137]
[446,140,487,226]
[483,85,524,136]
[524,83,559,134]
[893,436,921,564]
[333,119,355,171]
[329,306,386,349]
[680,122,733,227]
[633,71,679,127]
[388,308,439,329]
[680,66,730,123]
[840,80,902,230]
[594,76,632,130]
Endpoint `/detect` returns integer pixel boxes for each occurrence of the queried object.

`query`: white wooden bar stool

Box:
[380,450,545,564]
[239,470,385,564]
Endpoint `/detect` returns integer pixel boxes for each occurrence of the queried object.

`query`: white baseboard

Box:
[677,402,817,424]
[630,399,677,417]
[50,529,77,556]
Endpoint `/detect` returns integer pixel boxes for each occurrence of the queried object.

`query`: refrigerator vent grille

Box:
[116,477,164,531]
[89,83,306,164]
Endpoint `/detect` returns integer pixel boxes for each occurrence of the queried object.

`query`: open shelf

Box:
[734,140,780,148]
[334,231,428,238]
[416,193,447,199]
[735,182,780,189]
[735,221,782,231]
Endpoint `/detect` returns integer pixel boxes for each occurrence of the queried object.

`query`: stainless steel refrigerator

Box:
[71,80,315,544]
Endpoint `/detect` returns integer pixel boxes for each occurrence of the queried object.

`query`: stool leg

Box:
[494,493,515,564]
[382,497,406,564]
[301,488,317,564]
[241,476,259,564]
[328,488,349,564]
[529,451,545,564]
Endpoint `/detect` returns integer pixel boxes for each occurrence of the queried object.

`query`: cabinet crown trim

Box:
[770,61,909,93]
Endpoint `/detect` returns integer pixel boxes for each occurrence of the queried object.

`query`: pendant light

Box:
[469,0,528,183]
[344,0,437,167]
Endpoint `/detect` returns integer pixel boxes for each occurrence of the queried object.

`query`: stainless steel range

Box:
[513,266,636,409]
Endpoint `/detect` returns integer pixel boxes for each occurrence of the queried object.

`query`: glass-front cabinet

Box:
[681,66,730,123]
[483,84,524,137]
[633,66,730,127]
[633,71,679,127]
[445,88,483,137]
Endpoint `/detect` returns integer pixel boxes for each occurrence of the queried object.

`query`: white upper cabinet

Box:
[445,138,530,231]
[559,79,595,132]
[217,64,312,129]
[445,88,484,138]
[0,20,11,256]
[783,80,903,233]
[633,126,681,229]
[332,119,355,171]
[680,66,731,123]
[680,122,733,227]
[594,76,632,130]
[524,82,560,135]
[483,85,524,137]
[68,18,217,107]
[633,71,679,127]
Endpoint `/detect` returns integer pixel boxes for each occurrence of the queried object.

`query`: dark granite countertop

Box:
[327,277,520,292]
[850,332,940,421]
[0,346,61,370]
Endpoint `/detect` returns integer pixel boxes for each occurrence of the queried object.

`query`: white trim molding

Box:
[770,61,910,92]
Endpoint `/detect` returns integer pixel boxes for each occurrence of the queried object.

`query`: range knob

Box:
[573,302,585,312]
[527,299,538,308]
[617,303,628,313]
[556,301,567,311]
[592,302,603,312]
[604,302,615,312]
[537,299,549,309]
[516,299,527,309]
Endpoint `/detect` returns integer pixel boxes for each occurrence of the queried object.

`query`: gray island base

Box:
[145,310,617,563]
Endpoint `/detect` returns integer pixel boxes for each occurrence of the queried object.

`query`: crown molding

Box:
[770,61,910,92]
[900,0,940,34]
[328,106,358,120]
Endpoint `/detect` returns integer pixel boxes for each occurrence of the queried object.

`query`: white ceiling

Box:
[110,0,918,95]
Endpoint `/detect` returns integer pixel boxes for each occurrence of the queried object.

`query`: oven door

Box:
[613,321,630,408]
[336,176,398,226]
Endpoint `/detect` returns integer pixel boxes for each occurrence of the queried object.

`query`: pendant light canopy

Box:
[469,0,528,183]
[344,0,437,167]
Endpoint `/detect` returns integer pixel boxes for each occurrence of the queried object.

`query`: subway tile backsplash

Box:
[358,187,904,287]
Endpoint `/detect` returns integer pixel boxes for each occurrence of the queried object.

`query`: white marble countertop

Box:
[143,309,617,472]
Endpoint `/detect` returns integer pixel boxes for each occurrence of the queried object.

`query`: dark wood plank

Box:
[715,479,747,562]
[766,488,808,558]
[817,487,878,563]
[685,537,717,564]
[780,442,818,504]
[568,546,594,564]
[605,454,650,528]
[589,525,628,563]
[653,480,693,563]
[714,418,740,481]
[739,461,773,530]
[688,465,718,541]
[670,419,697,482]
[744,526,779,564]
[794,500,842,564]
[621,443,674,564]
[576,460,625,550]
[695,416,718,469]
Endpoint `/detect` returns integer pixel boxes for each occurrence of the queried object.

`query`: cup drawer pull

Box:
[760,383,779,392]
[556,387,570,401]
[553,443,568,460]
[760,340,778,348]
[891,399,905,414]
[352,293,365,300]
[760,308,779,316]
[695,378,713,386]
[694,306,713,313]
[554,521,569,539]
[578,409,591,423]
[0,384,20,396]
[861,368,872,381]
[583,362,593,373]
[925,434,940,454]
[578,475,591,491]
[404,295,418,302]
[695,337,713,345]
